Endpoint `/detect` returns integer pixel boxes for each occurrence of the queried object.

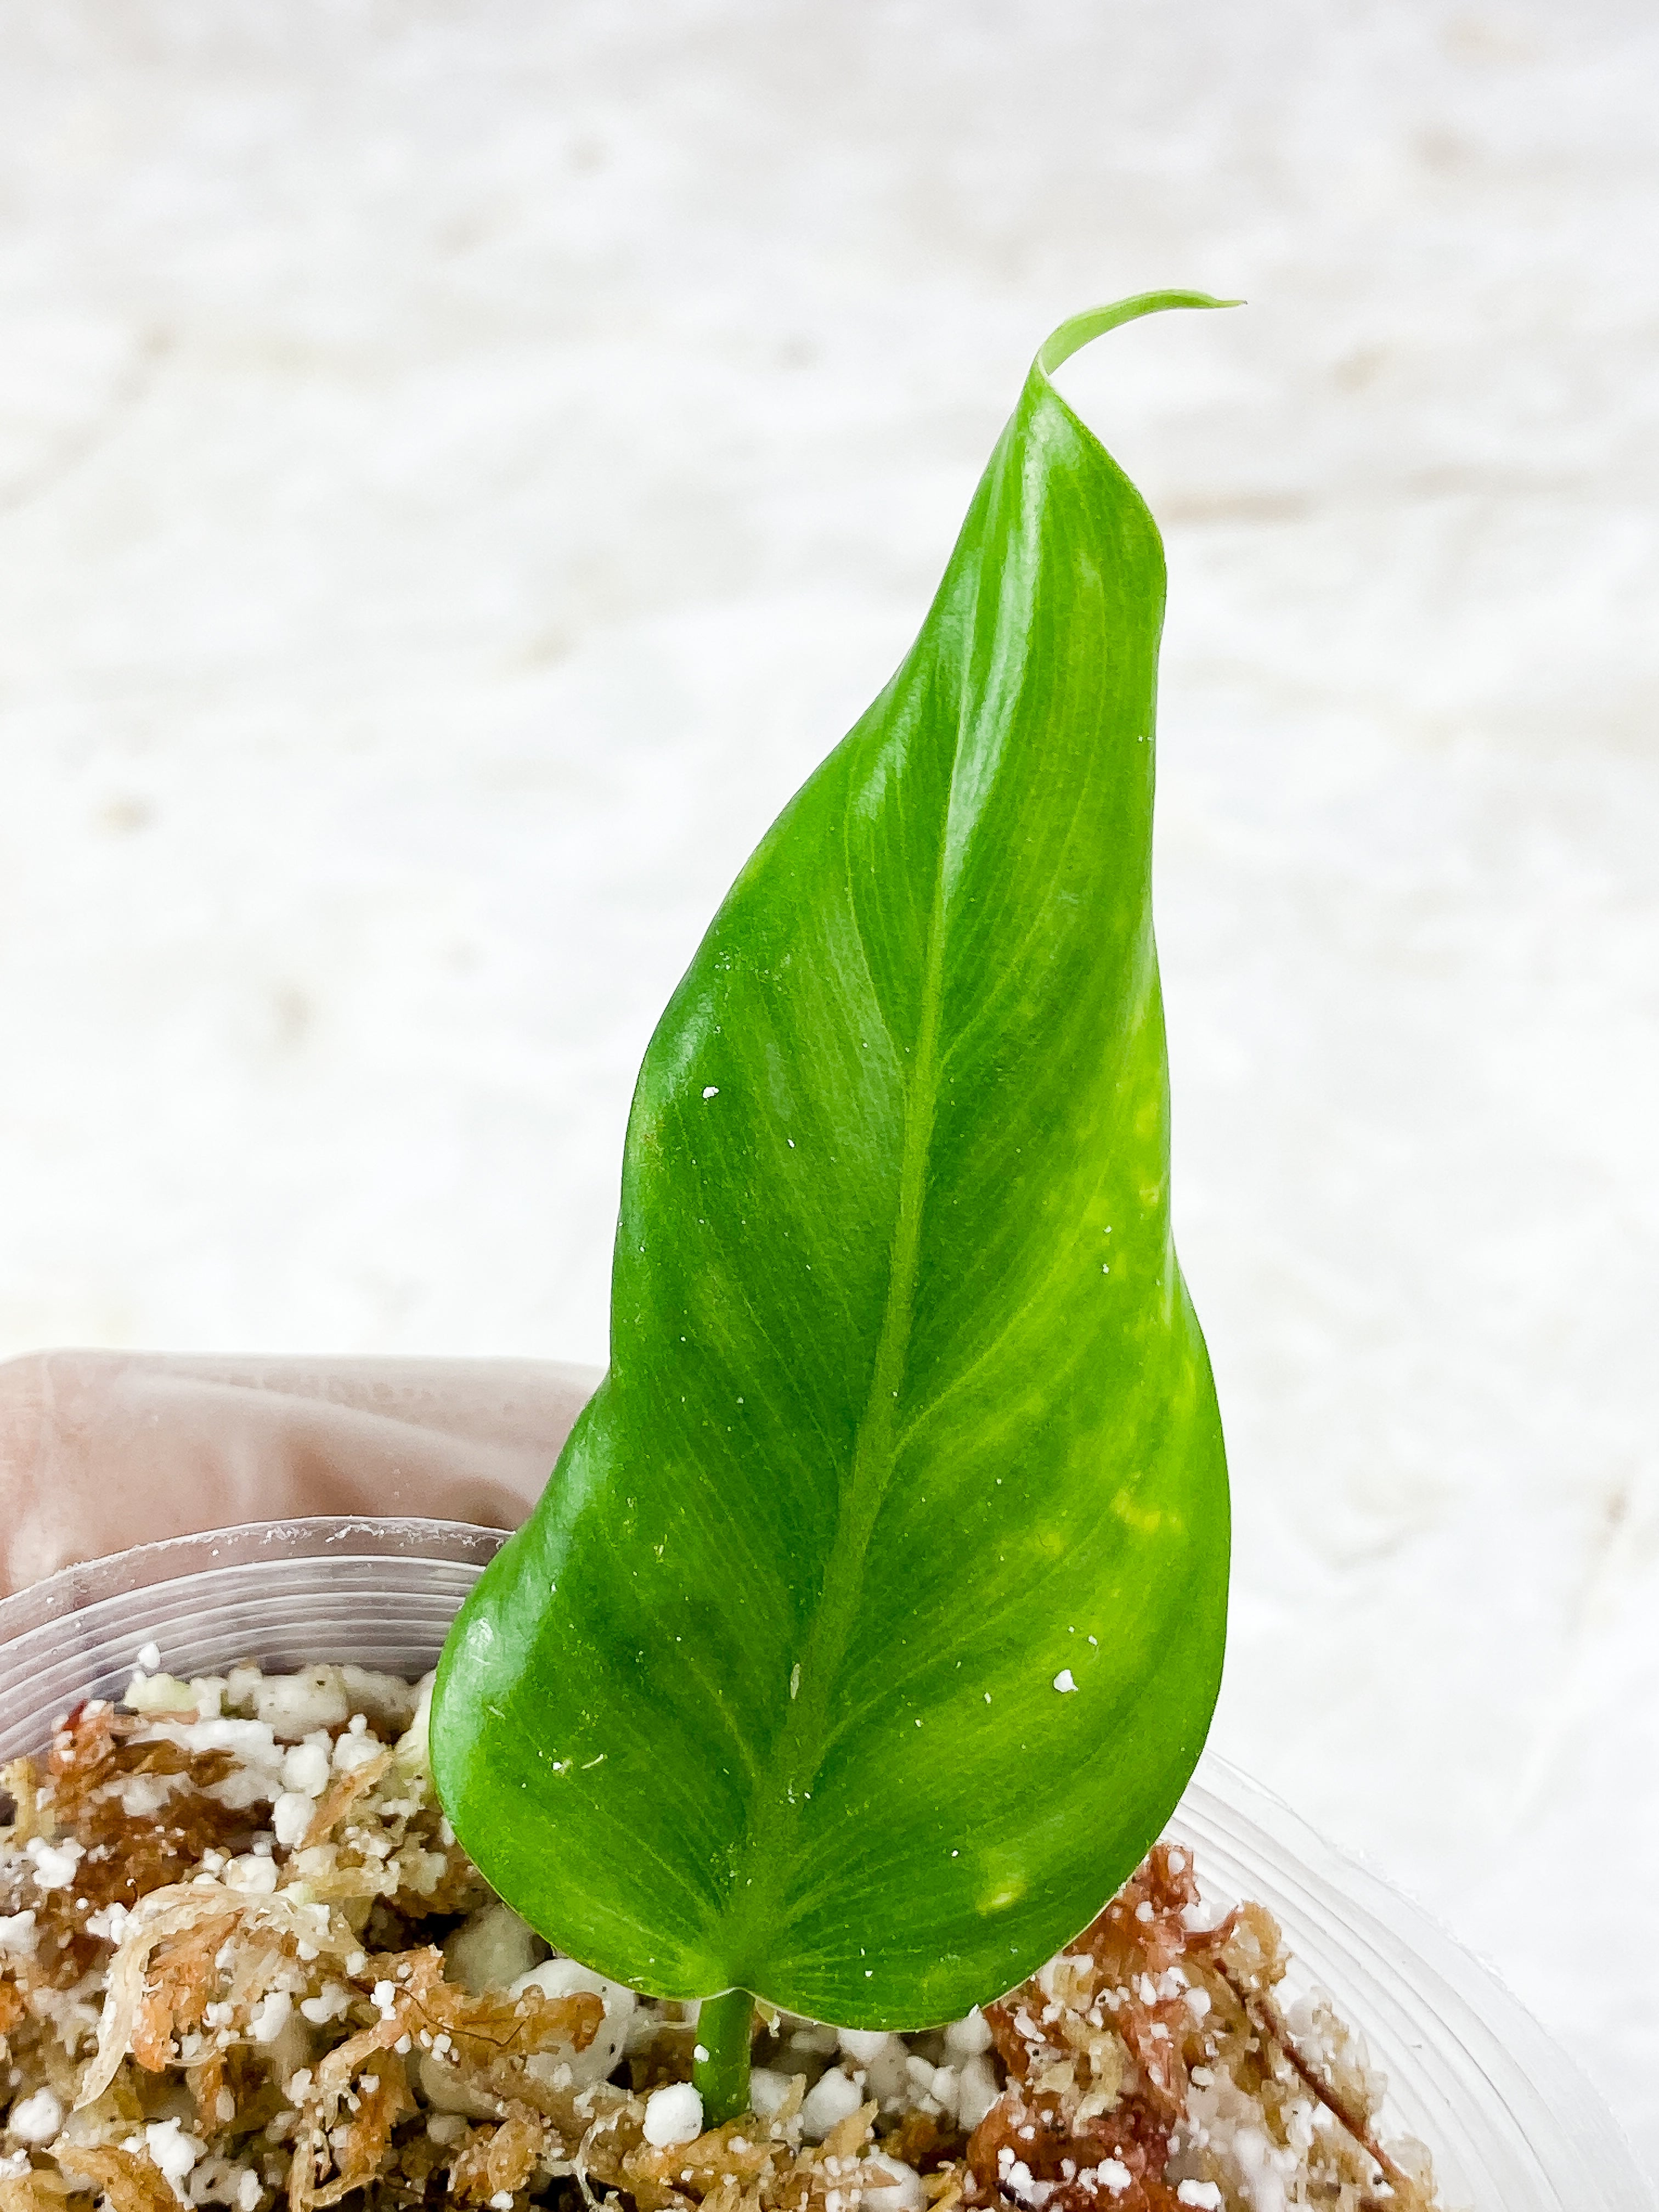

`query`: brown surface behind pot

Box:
[0,1350,599,1596]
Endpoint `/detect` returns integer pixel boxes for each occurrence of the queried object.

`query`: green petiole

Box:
[693,1987,755,2126]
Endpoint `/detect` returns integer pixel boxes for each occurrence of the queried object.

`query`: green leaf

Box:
[432,291,1232,2032]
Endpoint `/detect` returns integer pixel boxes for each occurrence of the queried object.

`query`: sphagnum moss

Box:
[1,1661,1439,2212]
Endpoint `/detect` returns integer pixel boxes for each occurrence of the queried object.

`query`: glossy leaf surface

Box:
[432,294,1231,2028]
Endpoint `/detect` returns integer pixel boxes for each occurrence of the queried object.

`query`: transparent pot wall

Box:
[0,1517,500,1757]
[0,1517,1650,2212]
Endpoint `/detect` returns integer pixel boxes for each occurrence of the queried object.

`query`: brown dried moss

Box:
[1,1675,1440,2212]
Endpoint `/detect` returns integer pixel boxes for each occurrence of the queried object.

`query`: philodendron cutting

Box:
[430,294,1233,2128]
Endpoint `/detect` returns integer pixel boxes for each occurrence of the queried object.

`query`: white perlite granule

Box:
[641,2080,704,2147]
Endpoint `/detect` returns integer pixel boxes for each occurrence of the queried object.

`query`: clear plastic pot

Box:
[1,1516,1650,2211]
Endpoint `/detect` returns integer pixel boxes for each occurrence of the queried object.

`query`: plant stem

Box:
[693,1987,754,2125]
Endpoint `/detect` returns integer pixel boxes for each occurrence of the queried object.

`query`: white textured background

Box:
[2,0,1656,2179]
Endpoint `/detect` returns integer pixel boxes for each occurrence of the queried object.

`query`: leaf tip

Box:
[1035,289,1244,379]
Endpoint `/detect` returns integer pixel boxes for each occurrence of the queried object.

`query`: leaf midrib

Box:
[719,753,959,1985]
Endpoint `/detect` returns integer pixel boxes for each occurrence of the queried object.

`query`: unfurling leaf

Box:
[433,292,1232,2032]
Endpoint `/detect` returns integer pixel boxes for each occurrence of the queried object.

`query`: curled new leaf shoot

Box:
[433,292,1235,2117]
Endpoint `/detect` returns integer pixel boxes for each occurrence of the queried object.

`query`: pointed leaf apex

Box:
[1035,291,1244,378]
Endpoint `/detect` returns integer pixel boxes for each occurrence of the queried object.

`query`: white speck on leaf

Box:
[702,1086,719,1099]
[1053,1670,1078,1693]
[789,1663,801,1700]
